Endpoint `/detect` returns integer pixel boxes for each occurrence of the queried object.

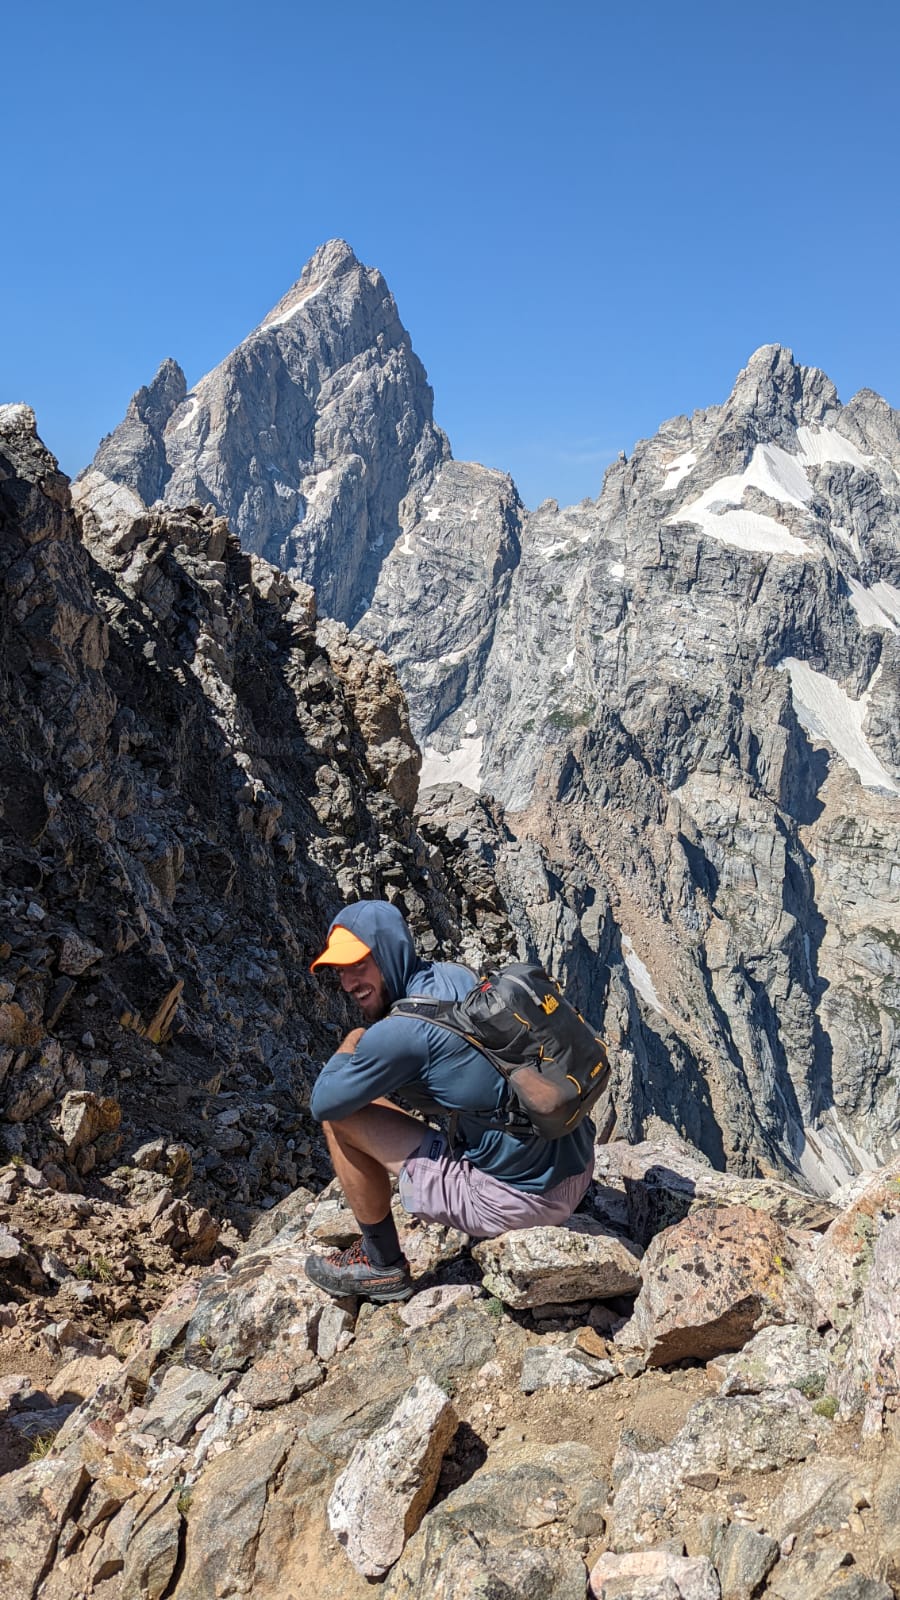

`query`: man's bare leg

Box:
[320,1100,425,1223]
[305,1101,425,1298]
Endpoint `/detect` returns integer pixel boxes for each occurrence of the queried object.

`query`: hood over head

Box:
[314,900,422,1002]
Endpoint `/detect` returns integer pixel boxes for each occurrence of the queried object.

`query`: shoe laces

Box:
[326,1239,369,1268]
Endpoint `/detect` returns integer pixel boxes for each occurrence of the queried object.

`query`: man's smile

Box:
[339,953,390,1020]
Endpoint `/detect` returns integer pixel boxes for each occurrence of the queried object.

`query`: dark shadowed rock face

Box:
[0,402,483,1222]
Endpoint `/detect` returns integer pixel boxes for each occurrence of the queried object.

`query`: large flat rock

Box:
[595,1141,839,1249]
[472,1217,642,1309]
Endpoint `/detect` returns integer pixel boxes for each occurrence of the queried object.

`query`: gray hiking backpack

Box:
[391,962,611,1141]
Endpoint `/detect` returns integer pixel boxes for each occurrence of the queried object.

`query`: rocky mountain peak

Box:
[90,356,187,508]
[259,237,363,327]
[722,343,841,441]
[87,241,448,624]
[299,235,360,278]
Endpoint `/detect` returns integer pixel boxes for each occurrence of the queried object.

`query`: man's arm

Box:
[336,1028,366,1055]
[309,1016,430,1123]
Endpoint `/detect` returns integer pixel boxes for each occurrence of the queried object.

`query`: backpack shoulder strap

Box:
[389,996,535,1138]
[391,995,458,1022]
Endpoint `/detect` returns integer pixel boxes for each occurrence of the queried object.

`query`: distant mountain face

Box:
[91,240,449,627]
[88,245,900,1192]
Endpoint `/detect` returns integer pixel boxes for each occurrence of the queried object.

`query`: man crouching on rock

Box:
[304,900,595,1303]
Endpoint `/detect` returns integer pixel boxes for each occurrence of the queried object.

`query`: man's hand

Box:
[336,1027,367,1055]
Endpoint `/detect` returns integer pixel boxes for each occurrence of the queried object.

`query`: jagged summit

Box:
[87,240,448,622]
[258,238,363,329]
[722,343,842,438]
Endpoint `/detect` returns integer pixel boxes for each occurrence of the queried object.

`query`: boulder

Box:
[4,1061,56,1122]
[386,1441,605,1600]
[830,1214,900,1428]
[472,1217,642,1309]
[56,933,103,976]
[327,1375,458,1577]
[398,1284,480,1330]
[140,1364,234,1445]
[119,1485,182,1600]
[621,1205,820,1365]
[405,1302,504,1390]
[0,1226,23,1262]
[183,1244,352,1370]
[49,1354,123,1404]
[590,1548,720,1599]
[803,1161,900,1338]
[0,1458,89,1595]
[767,1544,885,1600]
[766,1458,875,1549]
[707,1523,779,1600]
[236,1351,323,1409]
[708,1324,829,1397]
[56,1090,121,1156]
[391,1538,589,1600]
[594,1141,838,1249]
[172,1426,290,1597]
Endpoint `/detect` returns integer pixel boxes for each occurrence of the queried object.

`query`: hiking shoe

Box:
[304,1239,414,1303]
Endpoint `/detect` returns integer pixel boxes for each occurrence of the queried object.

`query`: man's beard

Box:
[360,986,390,1022]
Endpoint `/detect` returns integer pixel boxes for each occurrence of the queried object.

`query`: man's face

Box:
[339,953,390,1022]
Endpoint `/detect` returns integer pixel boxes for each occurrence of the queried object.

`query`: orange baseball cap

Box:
[310,924,372,971]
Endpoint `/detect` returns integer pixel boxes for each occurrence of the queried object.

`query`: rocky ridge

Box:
[90,257,900,1191]
[4,1135,900,1598]
[0,401,516,1309]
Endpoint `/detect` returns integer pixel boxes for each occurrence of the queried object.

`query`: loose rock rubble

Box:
[0,1136,898,1596]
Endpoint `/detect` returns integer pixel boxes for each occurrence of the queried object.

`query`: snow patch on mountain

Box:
[795,425,870,470]
[663,449,697,489]
[797,1107,881,1194]
[419,735,483,793]
[668,442,821,555]
[261,281,327,328]
[621,935,664,1013]
[778,657,900,794]
[674,504,812,556]
[847,578,900,633]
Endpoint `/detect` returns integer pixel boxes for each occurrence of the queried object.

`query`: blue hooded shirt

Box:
[309,900,594,1193]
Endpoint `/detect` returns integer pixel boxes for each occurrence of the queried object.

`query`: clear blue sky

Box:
[2,0,898,509]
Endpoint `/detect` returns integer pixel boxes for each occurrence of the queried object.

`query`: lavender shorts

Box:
[398,1130,594,1239]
